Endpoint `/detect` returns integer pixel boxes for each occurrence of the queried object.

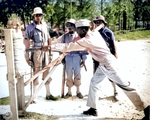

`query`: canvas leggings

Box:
[87,63,144,111]
[65,54,81,87]
[33,50,52,86]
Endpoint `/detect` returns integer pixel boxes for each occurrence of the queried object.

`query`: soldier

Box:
[24,7,58,102]
[93,15,118,100]
[42,19,145,116]
[58,19,88,99]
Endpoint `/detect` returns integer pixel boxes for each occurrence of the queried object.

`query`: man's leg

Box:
[83,66,106,116]
[109,80,118,101]
[64,55,74,98]
[100,64,145,111]
[87,66,106,109]
[42,52,58,100]
[73,55,82,99]
[32,50,42,103]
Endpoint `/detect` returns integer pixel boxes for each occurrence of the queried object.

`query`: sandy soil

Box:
[0,40,150,120]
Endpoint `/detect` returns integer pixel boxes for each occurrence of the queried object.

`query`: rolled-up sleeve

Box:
[24,28,29,41]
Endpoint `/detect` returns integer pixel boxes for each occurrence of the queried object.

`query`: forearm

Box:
[48,38,52,45]
[24,39,30,48]
[51,42,86,53]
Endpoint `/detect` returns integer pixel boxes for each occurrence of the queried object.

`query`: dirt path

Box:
[0,40,150,120]
[25,40,150,119]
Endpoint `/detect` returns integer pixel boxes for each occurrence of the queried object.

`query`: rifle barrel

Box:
[25,47,42,52]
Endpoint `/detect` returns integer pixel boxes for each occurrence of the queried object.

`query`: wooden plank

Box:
[24,53,67,86]
[23,53,67,111]
[4,29,18,120]
[24,60,59,110]
[123,90,145,111]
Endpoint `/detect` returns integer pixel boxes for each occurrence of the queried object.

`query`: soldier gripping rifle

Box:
[24,7,58,102]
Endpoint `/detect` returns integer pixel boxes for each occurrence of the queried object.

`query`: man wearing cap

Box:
[93,15,118,100]
[24,7,58,101]
[42,19,145,116]
[58,19,88,99]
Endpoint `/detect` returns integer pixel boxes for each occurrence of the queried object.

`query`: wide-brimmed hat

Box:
[65,19,76,26]
[93,15,107,25]
[32,7,43,16]
[75,19,90,28]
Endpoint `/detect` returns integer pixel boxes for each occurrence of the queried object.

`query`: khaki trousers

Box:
[33,50,52,86]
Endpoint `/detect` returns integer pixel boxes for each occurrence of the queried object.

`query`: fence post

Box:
[4,29,18,120]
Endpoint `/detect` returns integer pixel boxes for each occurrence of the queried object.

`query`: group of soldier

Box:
[24,7,145,116]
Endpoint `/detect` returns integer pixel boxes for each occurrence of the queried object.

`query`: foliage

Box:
[103,0,134,31]
[0,0,150,30]
[44,0,97,29]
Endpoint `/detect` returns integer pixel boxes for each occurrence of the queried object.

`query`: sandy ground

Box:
[0,40,150,120]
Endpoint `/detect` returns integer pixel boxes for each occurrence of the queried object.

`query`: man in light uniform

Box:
[93,15,118,100]
[24,7,58,101]
[58,19,88,99]
[42,19,145,116]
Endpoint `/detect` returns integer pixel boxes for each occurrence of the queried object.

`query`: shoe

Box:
[114,92,119,101]
[76,92,83,99]
[46,95,58,100]
[64,93,72,99]
[30,100,37,104]
[83,108,98,116]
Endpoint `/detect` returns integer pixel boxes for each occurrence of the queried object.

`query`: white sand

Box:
[1,40,150,119]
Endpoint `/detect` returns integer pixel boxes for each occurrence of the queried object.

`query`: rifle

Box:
[25,47,42,52]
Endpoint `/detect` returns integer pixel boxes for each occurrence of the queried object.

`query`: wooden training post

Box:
[61,64,65,98]
[23,53,67,111]
[16,75,25,115]
[4,29,18,120]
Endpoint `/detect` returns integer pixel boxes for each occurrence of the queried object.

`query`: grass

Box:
[19,112,59,120]
[0,97,59,120]
[0,97,10,105]
[114,29,150,41]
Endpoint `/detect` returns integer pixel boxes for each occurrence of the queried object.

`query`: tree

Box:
[103,0,134,31]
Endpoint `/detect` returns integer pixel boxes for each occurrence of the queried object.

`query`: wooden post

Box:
[4,29,18,120]
[16,76,25,110]
[61,64,65,98]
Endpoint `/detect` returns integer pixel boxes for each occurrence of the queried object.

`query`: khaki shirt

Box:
[25,22,50,47]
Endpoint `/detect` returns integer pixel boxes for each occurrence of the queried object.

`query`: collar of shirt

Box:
[32,22,45,29]
[99,26,105,33]
[68,34,73,36]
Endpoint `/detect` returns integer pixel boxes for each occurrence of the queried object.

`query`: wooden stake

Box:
[61,64,66,98]
[16,76,25,110]
[123,90,145,111]
[23,53,67,111]
[4,29,18,120]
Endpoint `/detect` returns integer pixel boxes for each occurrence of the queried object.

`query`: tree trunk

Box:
[101,0,103,14]
[135,20,137,29]
[119,0,121,30]
[123,11,127,30]
[63,0,66,32]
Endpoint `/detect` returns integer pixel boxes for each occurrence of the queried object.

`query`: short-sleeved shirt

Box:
[25,22,50,47]
[99,27,115,55]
